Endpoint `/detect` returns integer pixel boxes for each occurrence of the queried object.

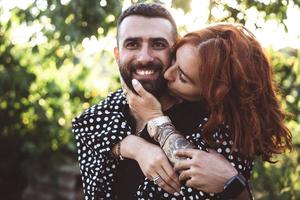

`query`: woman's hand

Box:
[120,135,181,195]
[174,148,238,193]
[124,79,163,122]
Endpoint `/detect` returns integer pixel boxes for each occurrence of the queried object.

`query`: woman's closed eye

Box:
[178,66,188,83]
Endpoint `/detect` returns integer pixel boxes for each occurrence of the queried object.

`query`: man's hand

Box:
[174,148,238,193]
[121,135,181,195]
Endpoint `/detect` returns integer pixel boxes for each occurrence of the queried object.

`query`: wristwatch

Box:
[147,116,171,138]
[220,173,247,199]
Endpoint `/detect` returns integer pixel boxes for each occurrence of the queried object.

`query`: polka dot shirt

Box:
[72,89,254,200]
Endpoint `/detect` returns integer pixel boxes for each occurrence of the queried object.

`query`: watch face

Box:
[221,174,247,199]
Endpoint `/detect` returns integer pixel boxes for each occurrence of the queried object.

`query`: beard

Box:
[119,59,168,98]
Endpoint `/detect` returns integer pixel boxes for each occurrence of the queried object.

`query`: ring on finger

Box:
[153,175,163,184]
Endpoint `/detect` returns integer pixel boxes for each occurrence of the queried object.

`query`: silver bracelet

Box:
[157,123,177,147]
[154,122,174,141]
[147,116,171,138]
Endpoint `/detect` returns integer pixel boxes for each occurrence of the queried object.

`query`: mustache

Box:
[129,60,164,73]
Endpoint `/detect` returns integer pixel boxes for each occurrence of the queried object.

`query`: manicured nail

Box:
[132,79,139,85]
[174,192,180,196]
[179,191,184,196]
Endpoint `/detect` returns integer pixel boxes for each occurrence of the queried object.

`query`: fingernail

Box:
[180,191,184,196]
[132,79,139,85]
[173,192,180,196]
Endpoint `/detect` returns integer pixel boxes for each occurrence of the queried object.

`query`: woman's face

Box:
[164,44,202,101]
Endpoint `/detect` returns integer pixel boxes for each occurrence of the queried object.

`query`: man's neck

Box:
[158,94,182,112]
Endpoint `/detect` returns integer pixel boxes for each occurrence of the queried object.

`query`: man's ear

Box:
[114,47,119,62]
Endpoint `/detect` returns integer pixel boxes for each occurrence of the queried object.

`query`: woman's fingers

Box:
[185,177,205,189]
[174,149,206,171]
[178,169,192,182]
[174,158,192,172]
[132,79,151,97]
[174,148,196,158]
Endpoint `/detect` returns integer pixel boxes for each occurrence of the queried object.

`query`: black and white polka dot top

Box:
[72,89,254,200]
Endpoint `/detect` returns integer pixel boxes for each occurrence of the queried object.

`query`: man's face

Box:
[114,15,175,97]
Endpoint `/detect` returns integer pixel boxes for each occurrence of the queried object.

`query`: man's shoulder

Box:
[72,89,127,125]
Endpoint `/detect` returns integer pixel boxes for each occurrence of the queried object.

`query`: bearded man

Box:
[72,3,251,200]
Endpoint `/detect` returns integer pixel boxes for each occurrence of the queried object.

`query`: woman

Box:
[124,23,292,199]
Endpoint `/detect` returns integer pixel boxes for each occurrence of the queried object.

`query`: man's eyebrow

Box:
[178,66,195,84]
[123,37,141,42]
[150,37,170,45]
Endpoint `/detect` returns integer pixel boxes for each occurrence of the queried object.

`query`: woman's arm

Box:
[127,79,197,165]
[174,149,252,198]
[127,79,253,199]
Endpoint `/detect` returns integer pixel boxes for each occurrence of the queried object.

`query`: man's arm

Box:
[72,109,132,200]
[113,135,181,194]
[120,131,252,199]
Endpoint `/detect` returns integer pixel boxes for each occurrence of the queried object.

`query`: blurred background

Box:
[0,0,299,199]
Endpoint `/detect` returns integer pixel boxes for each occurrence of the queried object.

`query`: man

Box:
[72,3,252,200]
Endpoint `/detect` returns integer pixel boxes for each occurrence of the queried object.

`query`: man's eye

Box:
[153,42,166,49]
[125,42,139,49]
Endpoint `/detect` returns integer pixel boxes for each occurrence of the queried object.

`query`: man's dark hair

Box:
[116,3,178,45]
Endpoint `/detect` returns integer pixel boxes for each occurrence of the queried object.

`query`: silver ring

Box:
[153,175,162,184]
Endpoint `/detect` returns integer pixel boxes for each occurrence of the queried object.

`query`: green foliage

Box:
[252,149,300,199]
[0,0,299,199]
[0,0,122,160]
[172,0,192,12]
[270,48,300,143]
[207,0,300,30]
[18,0,122,45]
[0,1,122,197]
[250,49,300,199]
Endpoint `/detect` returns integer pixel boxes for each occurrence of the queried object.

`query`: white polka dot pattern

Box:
[72,89,131,199]
[135,120,254,199]
[72,89,254,199]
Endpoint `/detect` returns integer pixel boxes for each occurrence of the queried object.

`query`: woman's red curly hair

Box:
[173,23,292,161]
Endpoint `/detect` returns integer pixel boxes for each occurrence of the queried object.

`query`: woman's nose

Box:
[164,65,176,82]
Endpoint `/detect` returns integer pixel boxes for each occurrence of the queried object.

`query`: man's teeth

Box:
[136,69,155,75]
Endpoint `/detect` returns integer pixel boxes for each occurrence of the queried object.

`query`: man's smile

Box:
[133,68,160,80]
[136,69,155,75]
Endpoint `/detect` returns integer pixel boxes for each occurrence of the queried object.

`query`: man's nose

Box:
[136,46,154,65]
[164,65,176,81]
